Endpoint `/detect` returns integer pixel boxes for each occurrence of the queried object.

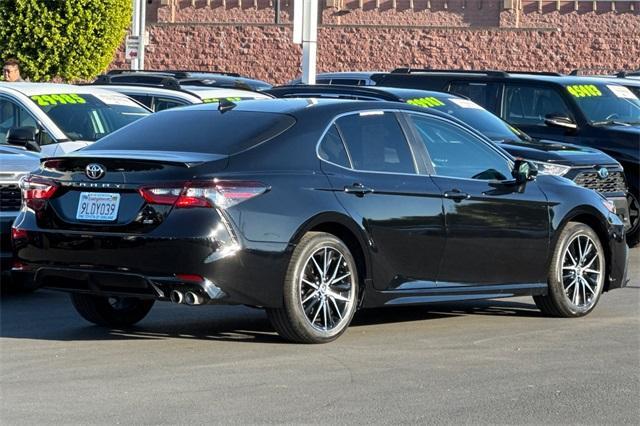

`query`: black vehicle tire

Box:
[70,293,154,327]
[534,222,606,317]
[626,188,639,248]
[267,232,359,344]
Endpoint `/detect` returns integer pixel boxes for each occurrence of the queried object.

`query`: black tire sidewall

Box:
[548,223,605,317]
[283,233,358,343]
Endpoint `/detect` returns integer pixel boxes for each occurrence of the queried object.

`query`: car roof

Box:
[180,85,273,100]
[0,82,135,97]
[375,70,634,86]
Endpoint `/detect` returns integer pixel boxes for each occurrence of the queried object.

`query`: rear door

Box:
[319,110,446,291]
[405,112,550,286]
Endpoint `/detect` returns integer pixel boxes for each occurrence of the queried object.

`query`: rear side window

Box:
[448,81,501,112]
[503,85,572,125]
[335,112,415,174]
[318,125,350,168]
[86,109,296,155]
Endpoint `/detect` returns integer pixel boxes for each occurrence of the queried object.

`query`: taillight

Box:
[20,176,59,210]
[139,180,268,209]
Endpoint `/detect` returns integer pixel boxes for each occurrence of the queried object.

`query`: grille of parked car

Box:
[573,171,627,194]
[0,184,21,212]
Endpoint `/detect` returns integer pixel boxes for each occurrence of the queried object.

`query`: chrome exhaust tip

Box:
[184,291,203,306]
[170,290,184,304]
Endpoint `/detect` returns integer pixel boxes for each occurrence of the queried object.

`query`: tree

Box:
[0,0,131,81]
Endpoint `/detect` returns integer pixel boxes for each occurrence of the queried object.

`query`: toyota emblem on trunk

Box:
[597,167,609,179]
[85,163,106,180]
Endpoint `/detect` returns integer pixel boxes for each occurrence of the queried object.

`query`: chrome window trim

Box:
[315,109,422,177]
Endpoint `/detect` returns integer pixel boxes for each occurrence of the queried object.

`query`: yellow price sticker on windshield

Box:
[31,94,86,106]
[202,97,243,103]
[566,85,602,98]
[406,97,446,108]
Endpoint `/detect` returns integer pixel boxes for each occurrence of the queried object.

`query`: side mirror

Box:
[544,114,577,130]
[512,159,538,185]
[6,127,41,152]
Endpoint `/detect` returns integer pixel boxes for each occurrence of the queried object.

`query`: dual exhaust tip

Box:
[170,290,204,306]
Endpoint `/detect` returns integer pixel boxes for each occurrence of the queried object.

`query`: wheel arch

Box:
[290,212,371,305]
[554,206,613,291]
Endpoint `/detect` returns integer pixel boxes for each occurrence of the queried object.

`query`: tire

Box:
[626,189,639,248]
[267,232,359,344]
[70,293,154,327]
[534,222,606,317]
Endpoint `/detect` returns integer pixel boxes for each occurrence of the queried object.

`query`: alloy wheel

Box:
[560,234,604,310]
[298,246,356,332]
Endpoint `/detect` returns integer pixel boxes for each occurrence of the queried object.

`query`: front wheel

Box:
[534,222,605,317]
[70,293,154,327]
[267,232,359,344]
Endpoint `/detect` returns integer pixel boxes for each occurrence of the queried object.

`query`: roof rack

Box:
[93,74,183,90]
[266,84,402,101]
[391,68,508,77]
[505,71,564,76]
[106,69,242,78]
[568,67,618,76]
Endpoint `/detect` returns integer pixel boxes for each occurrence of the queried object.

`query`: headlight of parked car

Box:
[531,161,571,176]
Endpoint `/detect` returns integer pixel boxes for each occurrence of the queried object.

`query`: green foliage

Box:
[0,0,131,81]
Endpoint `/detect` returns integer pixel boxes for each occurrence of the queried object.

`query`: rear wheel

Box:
[267,232,358,344]
[70,293,154,327]
[534,222,605,317]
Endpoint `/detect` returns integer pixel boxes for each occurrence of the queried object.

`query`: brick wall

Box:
[110,0,640,84]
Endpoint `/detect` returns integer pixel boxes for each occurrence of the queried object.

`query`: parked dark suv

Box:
[373,70,640,246]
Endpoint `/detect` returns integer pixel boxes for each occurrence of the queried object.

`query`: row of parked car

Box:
[1,67,638,343]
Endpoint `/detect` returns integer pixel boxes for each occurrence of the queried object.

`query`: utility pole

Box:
[293,0,318,84]
[130,0,147,70]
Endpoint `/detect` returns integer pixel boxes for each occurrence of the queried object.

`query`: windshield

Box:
[566,84,640,125]
[31,93,149,141]
[405,96,525,142]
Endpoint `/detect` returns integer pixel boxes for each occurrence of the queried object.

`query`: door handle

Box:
[444,189,471,201]
[344,183,374,196]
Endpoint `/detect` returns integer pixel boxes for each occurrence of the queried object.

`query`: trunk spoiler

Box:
[41,150,226,168]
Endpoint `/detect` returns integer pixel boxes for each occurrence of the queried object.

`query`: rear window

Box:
[85,109,296,155]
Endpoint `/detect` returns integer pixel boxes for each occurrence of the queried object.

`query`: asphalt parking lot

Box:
[1,248,638,425]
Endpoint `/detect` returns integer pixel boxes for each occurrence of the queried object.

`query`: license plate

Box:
[76,192,120,221]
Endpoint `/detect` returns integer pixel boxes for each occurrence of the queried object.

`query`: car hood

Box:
[499,138,618,167]
[0,146,41,174]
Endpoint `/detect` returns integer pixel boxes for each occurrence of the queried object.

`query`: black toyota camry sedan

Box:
[12,99,629,343]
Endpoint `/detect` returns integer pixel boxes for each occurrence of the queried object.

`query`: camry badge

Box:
[85,163,106,180]
[596,167,609,179]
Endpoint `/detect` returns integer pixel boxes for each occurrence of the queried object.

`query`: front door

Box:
[405,112,550,286]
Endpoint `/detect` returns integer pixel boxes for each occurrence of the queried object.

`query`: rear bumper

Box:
[605,213,629,291]
[13,228,292,308]
[0,212,18,274]
[607,195,631,231]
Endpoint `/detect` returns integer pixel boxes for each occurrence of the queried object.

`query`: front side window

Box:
[409,114,512,181]
[30,93,149,141]
[504,85,572,126]
[335,112,416,174]
[153,96,189,112]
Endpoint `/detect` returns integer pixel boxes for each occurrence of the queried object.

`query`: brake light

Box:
[11,227,28,241]
[20,176,59,210]
[139,180,268,209]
